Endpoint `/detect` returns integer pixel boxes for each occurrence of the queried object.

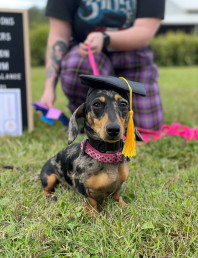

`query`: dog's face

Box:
[85,89,129,142]
[68,89,129,144]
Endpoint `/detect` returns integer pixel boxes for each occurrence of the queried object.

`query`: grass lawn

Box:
[0,66,198,257]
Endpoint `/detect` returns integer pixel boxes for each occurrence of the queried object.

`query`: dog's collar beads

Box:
[81,139,127,164]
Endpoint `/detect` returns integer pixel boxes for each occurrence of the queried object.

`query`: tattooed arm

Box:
[40,17,72,108]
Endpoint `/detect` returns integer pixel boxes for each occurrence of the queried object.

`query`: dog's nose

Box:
[106,123,120,137]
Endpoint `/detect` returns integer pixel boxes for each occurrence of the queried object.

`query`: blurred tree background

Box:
[28,7,49,66]
[28,7,48,28]
[28,7,198,67]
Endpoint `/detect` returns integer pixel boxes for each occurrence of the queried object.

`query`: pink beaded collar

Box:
[81,139,127,164]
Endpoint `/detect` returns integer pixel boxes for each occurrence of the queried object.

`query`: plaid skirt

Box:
[60,45,163,130]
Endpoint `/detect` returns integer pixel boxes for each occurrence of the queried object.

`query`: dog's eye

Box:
[93,101,101,108]
[119,101,128,107]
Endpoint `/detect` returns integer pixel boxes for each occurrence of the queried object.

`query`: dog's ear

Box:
[68,103,85,145]
[135,127,144,141]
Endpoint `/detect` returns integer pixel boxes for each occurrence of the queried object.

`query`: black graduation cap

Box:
[80,74,146,98]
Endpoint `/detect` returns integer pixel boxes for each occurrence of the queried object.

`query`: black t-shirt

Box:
[46,0,165,42]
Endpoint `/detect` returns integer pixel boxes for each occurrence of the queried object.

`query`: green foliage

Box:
[30,24,49,66]
[28,7,48,29]
[151,31,198,66]
[0,66,198,257]
[28,7,48,66]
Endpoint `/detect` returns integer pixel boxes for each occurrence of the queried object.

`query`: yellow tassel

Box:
[119,77,136,158]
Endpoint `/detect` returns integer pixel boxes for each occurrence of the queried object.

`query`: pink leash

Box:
[87,44,198,142]
[87,44,100,75]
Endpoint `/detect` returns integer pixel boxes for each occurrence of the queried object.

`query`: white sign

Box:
[0,88,22,136]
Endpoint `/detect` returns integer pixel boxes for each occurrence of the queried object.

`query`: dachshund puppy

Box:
[40,75,145,215]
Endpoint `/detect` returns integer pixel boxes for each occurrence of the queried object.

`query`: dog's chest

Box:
[85,166,118,190]
[83,162,129,199]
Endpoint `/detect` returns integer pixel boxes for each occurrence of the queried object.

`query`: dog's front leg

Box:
[84,196,99,217]
[112,186,127,207]
[112,163,129,207]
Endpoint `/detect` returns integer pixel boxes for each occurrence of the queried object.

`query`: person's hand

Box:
[40,86,55,109]
[78,32,104,57]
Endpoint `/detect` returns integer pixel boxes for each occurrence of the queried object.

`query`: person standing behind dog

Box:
[40,0,165,130]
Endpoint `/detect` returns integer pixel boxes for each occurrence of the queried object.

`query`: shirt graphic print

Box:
[78,0,137,29]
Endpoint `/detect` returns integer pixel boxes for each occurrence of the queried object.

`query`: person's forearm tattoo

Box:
[46,40,68,86]
[51,40,68,67]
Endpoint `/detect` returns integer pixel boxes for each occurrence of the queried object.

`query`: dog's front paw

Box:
[84,197,99,218]
[46,194,58,201]
[118,196,127,208]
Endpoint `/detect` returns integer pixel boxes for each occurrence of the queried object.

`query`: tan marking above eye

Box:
[99,96,105,102]
[114,94,122,101]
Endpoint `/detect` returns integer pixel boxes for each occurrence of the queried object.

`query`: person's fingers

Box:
[40,90,55,109]
[78,43,89,57]
[40,99,52,109]
[79,41,100,56]
[79,43,97,57]
[90,44,100,55]
[79,43,88,51]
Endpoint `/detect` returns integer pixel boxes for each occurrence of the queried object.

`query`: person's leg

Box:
[110,46,163,130]
[60,45,114,113]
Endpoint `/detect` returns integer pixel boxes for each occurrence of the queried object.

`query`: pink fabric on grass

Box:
[46,107,62,120]
[137,123,198,143]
